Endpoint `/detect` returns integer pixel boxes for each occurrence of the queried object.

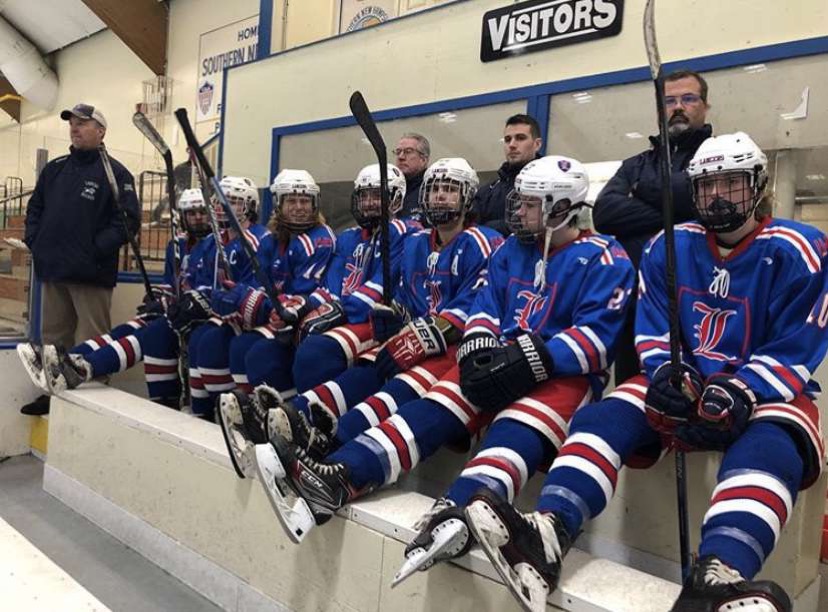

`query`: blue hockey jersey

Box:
[636,218,828,403]
[396,226,504,330]
[184,224,269,293]
[322,218,421,323]
[161,236,201,291]
[464,231,636,377]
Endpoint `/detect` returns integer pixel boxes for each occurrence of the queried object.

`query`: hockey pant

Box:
[229,329,297,399]
[294,348,457,446]
[291,323,377,393]
[537,375,824,581]
[329,365,593,507]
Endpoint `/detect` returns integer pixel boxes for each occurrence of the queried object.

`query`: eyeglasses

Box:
[392,147,424,158]
[664,93,703,107]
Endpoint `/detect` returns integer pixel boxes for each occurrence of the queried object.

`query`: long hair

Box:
[268,209,326,244]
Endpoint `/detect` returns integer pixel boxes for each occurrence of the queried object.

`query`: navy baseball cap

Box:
[60,103,107,129]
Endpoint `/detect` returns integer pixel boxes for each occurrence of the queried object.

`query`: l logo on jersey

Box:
[692,302,738,361]
[425,279,442,315]
[514,290,548,331]
[341,263,363,296]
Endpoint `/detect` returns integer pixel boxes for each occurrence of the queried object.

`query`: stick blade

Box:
[132,111,170,156]
[349,91,387,167]
[643,0,661,80]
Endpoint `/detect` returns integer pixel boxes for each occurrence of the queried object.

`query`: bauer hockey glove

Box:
[299,302,347,340]
[370,301,411,344]
[644,362,704,434]
[136,285,174,320]
[374,316,450,380]
[168,290,213,335]
[459,333,553,412]
[676,375,757,451]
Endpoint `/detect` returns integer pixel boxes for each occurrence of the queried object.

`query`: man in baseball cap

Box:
[60,103,107,128]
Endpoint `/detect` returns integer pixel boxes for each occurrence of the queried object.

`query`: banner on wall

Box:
[196,15,259,131]
[340,0,398,33]
[480,0,624,63]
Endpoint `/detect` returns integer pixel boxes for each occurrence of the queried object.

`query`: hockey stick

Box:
[643,0,691,581]
[99,144,153,299]
[349,91,392,306]
[173,108,296,324]
[132,112,181,298]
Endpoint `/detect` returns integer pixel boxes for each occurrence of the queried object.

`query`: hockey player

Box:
[18,188,210,406]
[286,164,420,394]
[464,133,827,612]
[219,158,501,478]
[254,156,636,555]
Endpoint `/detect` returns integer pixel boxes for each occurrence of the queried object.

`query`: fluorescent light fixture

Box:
[806,174,826,181]
[572,91,592,104]
[625,132,644,139]
[438,112,457,123]
[743,64,767,73]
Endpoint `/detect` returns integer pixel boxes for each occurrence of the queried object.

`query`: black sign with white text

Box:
[480,0,624,62]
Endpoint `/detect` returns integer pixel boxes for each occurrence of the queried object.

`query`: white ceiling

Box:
[0,0,105,54]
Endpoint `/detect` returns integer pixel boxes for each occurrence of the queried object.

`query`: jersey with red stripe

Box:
[160,236,199,293]
[464,230,636,377]
[322,219,421,323]
[396,226,504,330]
[636,217,828,403]
[185,223,269,293]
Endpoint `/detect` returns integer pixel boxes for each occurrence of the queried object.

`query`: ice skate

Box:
[217,389,268,479]
[43,345,92,394]
[17,342,48,392]
[670,555,791,612]
[392,497,472,587]
[266,393,333,461]
[465,488,572,612]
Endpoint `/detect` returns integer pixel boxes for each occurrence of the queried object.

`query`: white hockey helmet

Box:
[217,176,259,226]
[506,155,590,243]
[269,169,321,232]
[177,188,210,238]
[419,158,479,226]
[687,132,769,233]
[351,164,405,229]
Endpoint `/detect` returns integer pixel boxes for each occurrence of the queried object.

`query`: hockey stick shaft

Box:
[132,112,182,298]
[643,0,691,581]
[349,91,392,305]
[174,108,295,324]
[98,144,154,298]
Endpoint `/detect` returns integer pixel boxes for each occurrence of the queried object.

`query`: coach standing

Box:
[21,103,140,414]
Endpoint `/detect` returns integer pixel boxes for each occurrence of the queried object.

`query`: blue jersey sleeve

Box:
[634,234,674,378]
[545,246,636,376]
[463,242,509,340]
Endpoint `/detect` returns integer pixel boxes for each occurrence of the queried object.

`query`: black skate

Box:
[217,389,269,479]
[671,556,791,612]
[465,488,572,612]
[18,342,48,392]
[43,345,92,394]
[265,393,333,461]
[392,498,472,587]
[255,432,364,543]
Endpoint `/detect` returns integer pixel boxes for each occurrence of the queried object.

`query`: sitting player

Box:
[219,158,501,477]
[18,188,210,407]
[464,133,827,612]
[253,155,635,557]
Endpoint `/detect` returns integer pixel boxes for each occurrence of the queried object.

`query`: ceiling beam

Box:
[0,76,22,122]
[81,0,167,75]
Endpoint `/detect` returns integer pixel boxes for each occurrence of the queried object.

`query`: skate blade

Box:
[217,395,255,479]
[17,343,49,392]
[466,503,548,612]
[391,520,468,588]
[254,443,315,544]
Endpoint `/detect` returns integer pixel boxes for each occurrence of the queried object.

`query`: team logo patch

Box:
[558,159,571,172]
[514,290,548,331]
[692,302,738,362]
[198,80,215,116]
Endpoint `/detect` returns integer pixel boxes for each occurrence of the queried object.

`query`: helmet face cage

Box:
[270,170,321,232]
[277,192,319,232]
[217,177,259,228]
[178,189,210,239]
[419,176,475,226]
[350,164,405,229]
[691,168,765,233]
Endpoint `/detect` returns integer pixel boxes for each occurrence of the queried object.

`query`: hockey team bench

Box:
[41,384,825,612]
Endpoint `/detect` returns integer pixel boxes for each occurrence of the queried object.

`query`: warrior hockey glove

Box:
[456,332,500,366]
[168,289,213,335]
[676,375,757,451]
[644,362,704,434]
[299,302,347,340]
[370,301,411,344]
[374,316,450,380]
[460,334,553,412]
[279,294,312,323]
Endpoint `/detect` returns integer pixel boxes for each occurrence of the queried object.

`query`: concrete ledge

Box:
[42,385,822,611]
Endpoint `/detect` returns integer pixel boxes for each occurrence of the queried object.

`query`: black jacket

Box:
[24,146,141,287]
[472,157,538,236]
[401,170,425,225]
[592,124,713,268]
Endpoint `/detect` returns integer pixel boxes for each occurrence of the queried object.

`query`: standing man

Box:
[21,103,140,415]
[593,70,712,384]
[393,133,430,221]
[473,114,543,236]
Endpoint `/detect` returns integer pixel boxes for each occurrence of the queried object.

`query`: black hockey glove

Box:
[455,331,500,366]
[370,301,411,344]
[459,333,553,412]
[136,286,175,320]
[644,362,704,434]
[299,302,347,341]
[676,375,757,451]
[167,290,212,335]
